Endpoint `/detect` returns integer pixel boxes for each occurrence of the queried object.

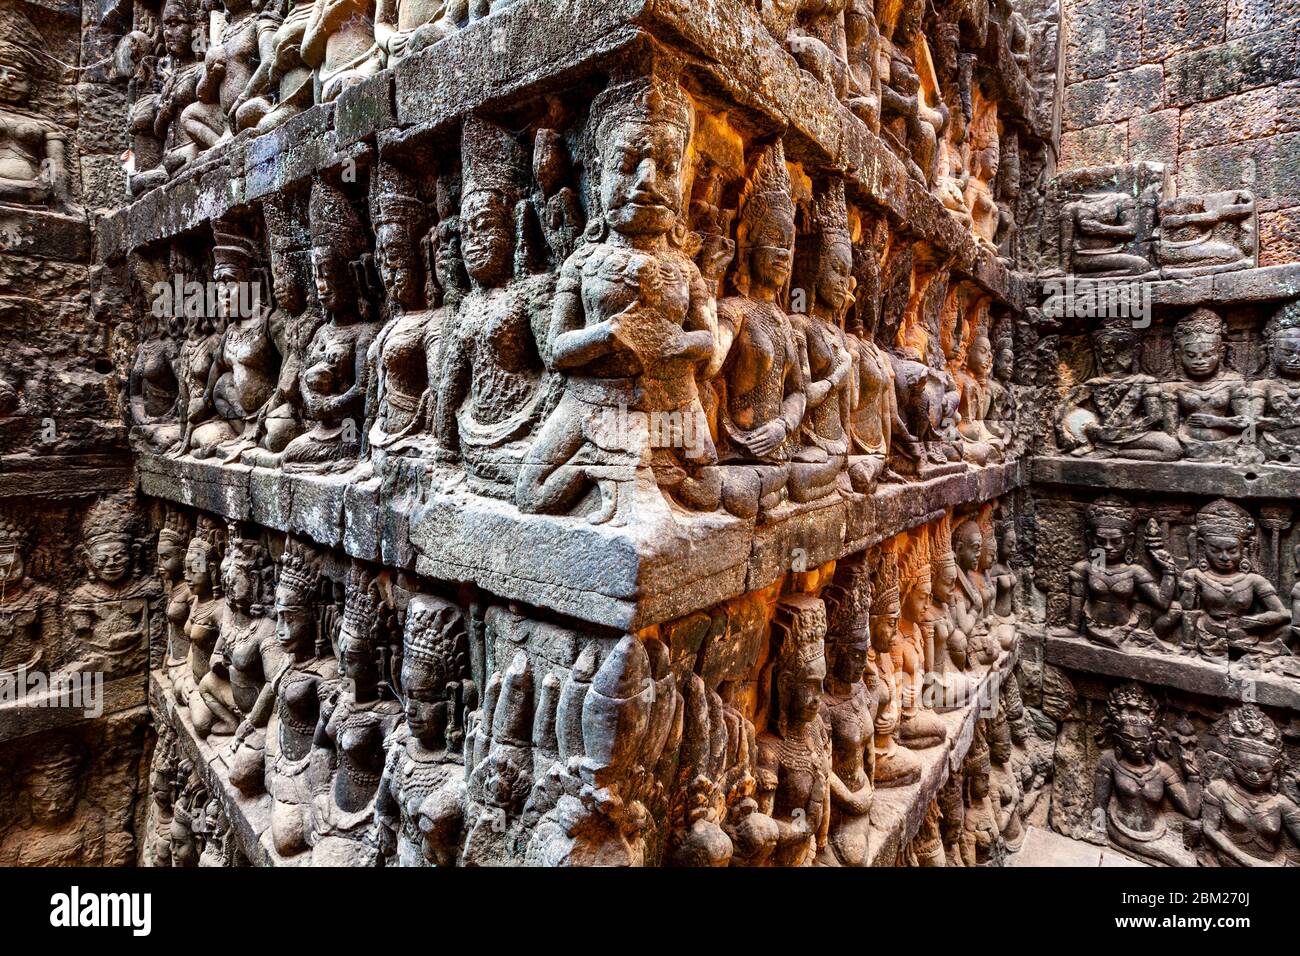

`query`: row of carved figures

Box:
[1066,494,1300,675]
[128,81,1025,525]
[1087,683,1299,867]
[106,0,1033,255]
[0,493,159,678]
[145,498,1020,865]
[1057,303,1300,465]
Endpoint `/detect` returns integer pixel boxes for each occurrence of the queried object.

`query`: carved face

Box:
[1201,533,1244,574]
[1177,334,1222,380]
[1114,727,1153,763]
[274,599,313,652]
[271,259,303,314]
[1092,333,1134,376]
[1229,748,1276,793]
[434,225,462,296]
[902,578,931,622]
[169,816,198,865]
[600,121,685,236]
[1089,525,1130,565]
[998,526,1017,562]
[968,336,993,377]
[26,760,80,824]
[786,661,826,725]
[401,659,448,746]
[830,641,870,684]
[311,247,349,314]
[869,607,897,653]
[86,539,131,584]
[184,546,212,593]
[0,56,30,106]
[460,191,512,286]
[222,555,257,608]
[376,223,419,308]
[161,2,194,59]
[816,241,856,316]
[747,219,795,293]
[954,523,982,572]
[1270,330,1300,378]
[338,627,376,685]
[932,559,957,604]
[0,544,24,586]
[156,540,184,582]
[994,344,1014,382]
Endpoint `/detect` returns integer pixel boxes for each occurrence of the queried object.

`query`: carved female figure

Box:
[0,509,56,674]
[436,117,555,497]
[0,21,69,206]
[1171,499,1290,662]
[713,141,806,518]
[756,596,831,866]
[277,178,378,472]
[156,509,193,687]
[0,744,104,866]
[1253,301,1300,464]
[1068,495,1176,648]
[375,595,469,866]
[1057,319,1181,461]
[1202,704,1300,866]
[867,547,919,787]
[366,161,444,461]
[130,0,204,193]
[963,101,1000,249]
[308,566,402,865]
[516,75,722,521]
[789,180,856,502]
[1091,683,1200,866]
[1162,309,1254,462]
[924,515,981,709]
[177,0,262,159]
[375,0,452,64]
[817,556,877,865]
[128,303,181,451]
[301,0,384,102]
[956,333,1004,464]
[989,517,1018,650]
[260,545,338,860]
[951,514,998,667]
[232,0,316,134]
[185,529,239,738]
[885,538,947,761]
[190,223,281,460]
[65,493,158,677]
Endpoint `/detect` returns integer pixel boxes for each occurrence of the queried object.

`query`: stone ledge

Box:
[0,453,133,499]
[1039,262,1300,322]
[94,0,1026,308]
[0,673,148,745]
[1031,455,1300,499]
[137,451,1024,630]
[1041,630,1300,711]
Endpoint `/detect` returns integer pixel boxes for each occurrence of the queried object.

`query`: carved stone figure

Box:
[233,0,316,133]
[156,508,193,690]
[128,0,205,193]
[1156,190,1256,277]
[964,100,999,250]
[0,742,106,866]
[436,117,554,497]
[375,594,470,866]
[276,178,379,472]
[1068,495,1176,648]
[1057,318,1182,461]
[1091,682,1200,866]
[185,524,239,738]
[0,507,57,674]
[301,0,384,102]
[0,10,69,207]
[1162,309,1254,463]
[375,0,453,65]
[869,546,926,787]
[1202,704,1300,866]
[713,141,806,518]
[1253,300,1300,464]
[65,492,158,677]
[175,0,262,161]
[756,595,831,866]
[517,74,721,521]
[1170,499,1290,663]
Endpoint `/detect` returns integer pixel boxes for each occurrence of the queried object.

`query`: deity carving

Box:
[0,508,56,674]
[1170,500,1290,664]
[174,0,263,163]
[1162,309,1254,463]
[713,141,807,518]
[1091,683,1200,866]
[374,594,471,866]
[1068,495,1176,649]
[1056,182,1158,278]
[1057,318,1182,462]
[923,515,981,709]
[1156,190,1257,277]
[0,742,107,866]
[156,508,194,689]
[308,564,402,865]
[1202,704,1300,866]
[517,74,722,522]
[0,9,69,207]
[375,0,453,65]
[1253,301,1300,464]
[755,596,831,866]
[274,177,378,472]
[963,99,1000,250]
[184,523,239,737]
[302,0,384,102]
[65,492,158,677]
[233,0,316,133]
[959,723,999,865]
[955,329,1004,464]
[436,117,554,497]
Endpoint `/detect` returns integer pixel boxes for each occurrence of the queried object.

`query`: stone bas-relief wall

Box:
[3,0,1297,867]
